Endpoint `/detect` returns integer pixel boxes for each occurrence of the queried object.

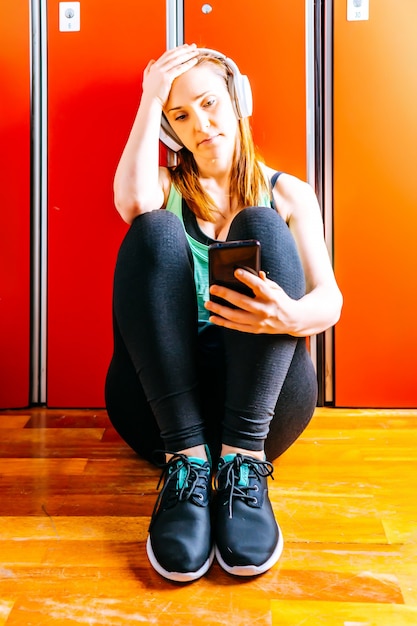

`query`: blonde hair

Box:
[169,55,269,222]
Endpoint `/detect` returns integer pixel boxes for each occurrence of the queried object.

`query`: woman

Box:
[105,44,343,582]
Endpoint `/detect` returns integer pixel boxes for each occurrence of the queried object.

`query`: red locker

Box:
[47,1,166,406]
[333,0,417,406]
[184,0,307,179]
[0,1,31,408]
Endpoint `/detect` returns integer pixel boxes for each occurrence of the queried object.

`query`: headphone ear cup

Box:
[160,113,184,152]
[198,48,253,119]
[228,73,253,119]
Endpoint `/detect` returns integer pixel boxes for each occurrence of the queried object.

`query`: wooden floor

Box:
[0,407,416,625]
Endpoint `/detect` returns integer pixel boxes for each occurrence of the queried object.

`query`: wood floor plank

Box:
[0,459,88,477]
[0,427,106,443]
[0,428,106,459]
[25,409,110,429]
[4,594,273,626]
[0,415,31,429]
[272,484,390,544]
[279,542,414,578]
[396,548,417,606]
[382,518,417,544]
[0,563,405,608]
[0,492,154,516]
[1,542,48,565]
[271,600,417,625]
[0,516,149,542]
[309,407,417,428]
[0,600,14,626]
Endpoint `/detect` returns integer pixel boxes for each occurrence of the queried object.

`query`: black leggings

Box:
[105,208,318,463]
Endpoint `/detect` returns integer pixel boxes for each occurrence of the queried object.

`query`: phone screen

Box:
[208,239,261,307]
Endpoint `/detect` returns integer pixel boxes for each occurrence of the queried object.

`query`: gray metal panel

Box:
[30,0,48,404]
[177,0,184,44]
[323,0,334,403]
[305,0,316,189]
[167,0,183,49]
[306,0,336,403]
[305,0,317,374]
[166,0,181,164]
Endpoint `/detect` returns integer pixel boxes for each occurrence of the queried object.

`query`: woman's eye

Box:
[175,113,187,121]
[205,98,215,107]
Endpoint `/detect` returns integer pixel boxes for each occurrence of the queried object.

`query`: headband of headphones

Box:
[160,48,253,152]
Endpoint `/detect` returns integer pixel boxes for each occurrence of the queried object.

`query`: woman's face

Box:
[164,63,239,158]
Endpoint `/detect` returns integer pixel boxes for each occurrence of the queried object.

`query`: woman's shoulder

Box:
[260,163,308,190]
[266,167,318,222]
[259,159,312,197]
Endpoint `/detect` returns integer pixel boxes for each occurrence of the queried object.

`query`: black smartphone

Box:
[208,239,261,308]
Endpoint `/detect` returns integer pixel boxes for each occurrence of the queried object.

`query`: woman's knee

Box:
[117,210,191,266]
[229,207,305,300]
[130,210,186,246]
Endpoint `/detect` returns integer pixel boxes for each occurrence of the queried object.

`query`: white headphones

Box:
[160,48,253,152]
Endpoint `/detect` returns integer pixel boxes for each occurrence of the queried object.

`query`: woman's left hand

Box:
[205,269,300,335]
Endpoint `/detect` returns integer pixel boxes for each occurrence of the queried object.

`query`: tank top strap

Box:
[270,171,283,210]
[270,171,283,188]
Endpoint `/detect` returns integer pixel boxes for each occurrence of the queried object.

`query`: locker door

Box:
[333,0,417,406]
[47,0,166,406]
[0,0,31,408]
[184,0,308,179]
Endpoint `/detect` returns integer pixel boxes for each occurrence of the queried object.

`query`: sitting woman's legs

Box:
[106,207,317,462]
[105,205,318,580]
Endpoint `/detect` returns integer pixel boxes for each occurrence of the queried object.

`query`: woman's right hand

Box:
[142,44,200,108]
[113,45,199,223]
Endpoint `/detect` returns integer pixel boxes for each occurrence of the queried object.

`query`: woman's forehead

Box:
[167,64,227,107]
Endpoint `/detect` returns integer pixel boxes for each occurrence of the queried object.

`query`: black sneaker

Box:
[146,453,214,582]
[214,453,283,576]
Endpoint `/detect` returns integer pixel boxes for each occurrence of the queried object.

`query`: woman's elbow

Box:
[113,184,164,224]
[331,288,344,326]
[113,192,140,225]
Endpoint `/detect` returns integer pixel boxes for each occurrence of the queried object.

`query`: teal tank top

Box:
[165,184,272,323]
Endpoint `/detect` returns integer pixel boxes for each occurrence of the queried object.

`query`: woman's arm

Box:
[274,173,343,335]
[205,174,343,336]
[113,44,199,224]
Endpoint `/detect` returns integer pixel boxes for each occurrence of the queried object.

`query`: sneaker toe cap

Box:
[150,506,212,574]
